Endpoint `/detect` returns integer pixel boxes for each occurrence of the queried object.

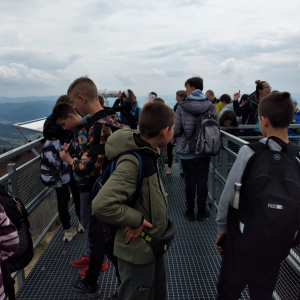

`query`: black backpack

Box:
[239,137,300,259]
[186,104,222,156]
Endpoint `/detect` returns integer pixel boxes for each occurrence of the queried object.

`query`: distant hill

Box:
[0,95,59,104]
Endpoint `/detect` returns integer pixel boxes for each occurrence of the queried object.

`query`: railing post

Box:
[211,155,217,217]
[7,163,25,287]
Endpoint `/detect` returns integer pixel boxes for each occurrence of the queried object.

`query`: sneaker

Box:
[72,278,100,299]
[183,211,195,221]
[166,167,172,175]
[197,210,210,221]
[63,227,77,242]
[71,255,90,268]
[79,262,109,276]
[77,222,84,233]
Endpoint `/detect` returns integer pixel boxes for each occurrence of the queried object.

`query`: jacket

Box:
[113,99,137,129]
[92,129,168,265]
[174,89,217,155]
[233,92,259,135]
[72,109,125,188]
[212,98,223,114]
[219,102,234,116]
[288,110,300,136]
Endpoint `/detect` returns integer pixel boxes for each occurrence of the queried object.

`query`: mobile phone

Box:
[65,140,73,152]
[216,234,227,250]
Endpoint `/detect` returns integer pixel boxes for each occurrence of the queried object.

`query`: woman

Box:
[233,80,271,135]
[113,89,139,129]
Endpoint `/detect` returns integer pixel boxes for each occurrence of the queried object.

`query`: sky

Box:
[0,0,300,100]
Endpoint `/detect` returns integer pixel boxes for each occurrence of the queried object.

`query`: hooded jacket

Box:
[212,98,223,114]
[174,89,217,155]
[92,129,168,265]
[219,102,234,116]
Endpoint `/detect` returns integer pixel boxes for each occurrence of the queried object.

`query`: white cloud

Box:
[219,58,237,74]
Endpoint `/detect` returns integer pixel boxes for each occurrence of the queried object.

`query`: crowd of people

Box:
[2,75,298,300]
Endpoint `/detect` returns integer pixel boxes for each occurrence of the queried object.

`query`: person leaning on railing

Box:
[233,80,271,136]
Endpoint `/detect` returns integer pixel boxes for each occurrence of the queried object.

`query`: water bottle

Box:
[230,183,242,209]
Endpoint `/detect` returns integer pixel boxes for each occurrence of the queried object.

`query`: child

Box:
[59,77,124,299]
[215,92,300,299]
[92,102,176,300]
[219,110,240,137]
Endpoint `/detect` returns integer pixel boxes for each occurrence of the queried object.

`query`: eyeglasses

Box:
[263,86,272,90]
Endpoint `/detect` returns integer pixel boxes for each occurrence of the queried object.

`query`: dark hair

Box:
[241,94,248,102]
[139,102,176,138]
[176,90,187,99]
[67,76,98,101]
[153,98,165,104]
[98,95,104,106]
[185,76,203,91]
[150,92,157,97]
[122,89,137,106]
[220,94,231,105]
[258,92,294,128]
[219,110,238,127]
[255,80,267,97]
[55,95,72,105]
[52,103,79,121]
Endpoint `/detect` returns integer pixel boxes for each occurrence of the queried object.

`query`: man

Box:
[205,90,223,114]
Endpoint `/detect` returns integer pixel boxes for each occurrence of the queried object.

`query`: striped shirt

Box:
[0,204,19,300]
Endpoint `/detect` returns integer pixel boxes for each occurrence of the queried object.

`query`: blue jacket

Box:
[174,89,218,155]
[288,110,300,136]
[219,102,234,116]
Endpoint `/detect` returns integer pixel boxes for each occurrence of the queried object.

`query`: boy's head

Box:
[55,95,73,105]
[185,76,203,96]
[67,77,99,115]
[176,90,187,103]
[153,97,165,104]
[139,102,176,147]
[205,90,215,102]
[220,94,231,107]
[258,92,294,135]
[52,102,81,130]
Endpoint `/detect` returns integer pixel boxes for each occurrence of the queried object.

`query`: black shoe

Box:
[184,211,195,221]
[180,173,184,178]
[105,292,118,300]
[72,278,100,299]
[197,210,210,221]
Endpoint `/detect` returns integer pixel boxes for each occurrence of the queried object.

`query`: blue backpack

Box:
[129,105,141,126]
[92,151,144,228]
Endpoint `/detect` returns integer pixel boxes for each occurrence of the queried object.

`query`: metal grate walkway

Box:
[16,165,250,300]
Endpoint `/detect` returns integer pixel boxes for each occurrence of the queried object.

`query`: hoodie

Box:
[174,89,217,157]
[92,129,168,264]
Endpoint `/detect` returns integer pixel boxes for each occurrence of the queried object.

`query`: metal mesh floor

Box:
[16,165,250,300]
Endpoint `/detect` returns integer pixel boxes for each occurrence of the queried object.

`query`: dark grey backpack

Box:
[187,104,222,156]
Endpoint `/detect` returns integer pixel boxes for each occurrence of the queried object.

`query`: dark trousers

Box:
[166,142,173,168]
[84,217,120,287]
[217,234,281,300]
[181,157,211,213]
[55,175,81,230]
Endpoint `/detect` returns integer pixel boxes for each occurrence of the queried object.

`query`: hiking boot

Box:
[166,167,172,175]
[63,227,77,242]
[104,292,118,300]
[77,222,84,233]
[72,278,100,299]
[183,211,195,221]
[197,210,210,221]
[79,262,109,276]
[71,255,90,268]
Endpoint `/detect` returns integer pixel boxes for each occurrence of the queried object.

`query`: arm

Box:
[233,98,251,117]
[173,106,183,137]
[0,205,19,263]
[216,145,254,234]
[112,101,129,113]
[92,155,144,228]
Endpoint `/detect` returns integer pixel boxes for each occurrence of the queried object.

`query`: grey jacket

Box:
[174,89,217,154]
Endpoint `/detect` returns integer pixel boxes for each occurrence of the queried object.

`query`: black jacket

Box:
[113,98,137,129]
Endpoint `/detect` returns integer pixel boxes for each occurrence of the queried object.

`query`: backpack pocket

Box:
[243,192,298,253]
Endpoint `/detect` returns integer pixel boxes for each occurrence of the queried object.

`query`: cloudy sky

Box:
[0,0,299,99]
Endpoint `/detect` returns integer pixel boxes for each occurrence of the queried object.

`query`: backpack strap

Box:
[286,143,300,159]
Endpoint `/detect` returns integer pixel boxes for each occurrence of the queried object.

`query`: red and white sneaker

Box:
[71,255,90,268]
[79,261,109,276]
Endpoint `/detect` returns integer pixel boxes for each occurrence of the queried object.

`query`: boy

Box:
[92,102,176,300]
[215,92,300,299]
[59,77,124,299]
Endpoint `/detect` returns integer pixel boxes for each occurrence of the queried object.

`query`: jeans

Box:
[181,157,211,213]
[175,138,183,173]
[80,191,91,258]
[55,175,81,230]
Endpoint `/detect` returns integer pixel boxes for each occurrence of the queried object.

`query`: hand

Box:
[61,143,68,151]
[124,219,153,244]
[233,90,241,101]
[215,233,223,254]
[81,152,89,162]
[59,150,74,165]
